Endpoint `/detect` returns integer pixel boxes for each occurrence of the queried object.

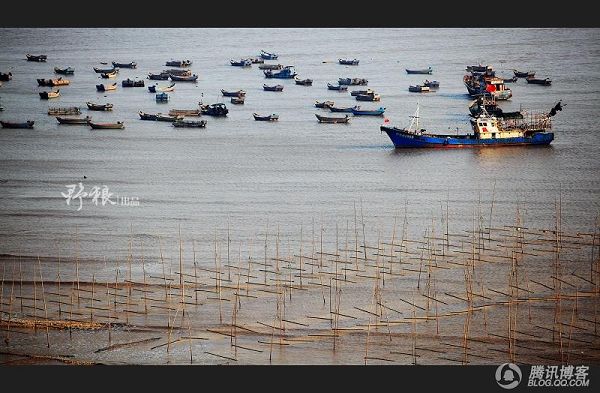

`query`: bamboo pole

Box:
[215,231,223,324]
[18,255,23,314]
[264,220,269,285]
[193,240,198,305]
[5,263,16,346]
[90,273,95,323]
[299,224,304,288]
[159,234,168,301]
[75,226,80,304]
[33,257,37,334]
[57,243,62,318]
[354,202,359,271]
[0,261,4,324]
[179,225,184,318]
[106,280,111,347]
[37,257,50,348]
[141,239,147,313]
[227,217,231,282]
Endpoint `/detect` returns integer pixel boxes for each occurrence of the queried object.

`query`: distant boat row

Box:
[315,103,386,116]
[0,118,124,130]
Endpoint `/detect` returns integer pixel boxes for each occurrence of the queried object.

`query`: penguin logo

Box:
[495,363,522,389]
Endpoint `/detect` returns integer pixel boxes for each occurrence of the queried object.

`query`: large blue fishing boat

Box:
[380,103,562,148]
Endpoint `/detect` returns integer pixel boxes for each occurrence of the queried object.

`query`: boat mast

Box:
[408,103,420,133]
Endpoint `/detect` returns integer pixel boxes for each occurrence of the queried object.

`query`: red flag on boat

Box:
[485,84,496,92]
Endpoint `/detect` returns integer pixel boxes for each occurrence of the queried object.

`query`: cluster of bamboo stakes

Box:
[0,201,599,365]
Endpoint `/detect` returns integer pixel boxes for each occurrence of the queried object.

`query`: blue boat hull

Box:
[381,126,554,148]
[264,72,296,79]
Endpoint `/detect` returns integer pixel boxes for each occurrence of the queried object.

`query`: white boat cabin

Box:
[472,116,524,139]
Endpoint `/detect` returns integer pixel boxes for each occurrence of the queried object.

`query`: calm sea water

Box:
[0,28,599,262]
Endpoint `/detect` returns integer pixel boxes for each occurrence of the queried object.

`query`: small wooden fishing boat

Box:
[101,70,118,79]
[122,78,145,87]
[355,92,380,101]
[253,113,279,121]
[327,83,347,91]
[39,90,60,99]
[200,103,229,117]
[156,114,181,122]
[49,77,69,86]
[165,60,192,67]
[1,120,34,129]
[260,50,278,60]
[164,69,191,76]
[148,72,170,80]
[513,69,535,78]
[351,106,386,116]
[315,100,334,109]
[48,106,80,115]
[315,114,350,123]
[501,76,518,83]
[169,74,198,82]
[37,78,68,87]
[86,102,113,111]
[54,66,74,75]
[94,66,117,74]
[89,121,124,130]
[155,92,169,102]
[26,54,47,62]
[230,59,252,67]
[37,78,53,86]
[112,61,137,69]
[338,77,368,86]
[466,64,490,73]
[173,119,207,128]
[249,57,264,64]
[258,64,283,70]
[526,76,552,85]
[263,84,284,92]
[338,59,359,65]
[329,106,354,113]
[294,77,313,86]
[406,67,432,74]
[221,89,246,97]
[169,109,201,117]
[159,83,176,92]
[96,83,117,92]
[56,116,91,125]
[0,72,12,81]
[148,83,175,93]
[231,97,245,104]
[139,111,158,121]
[264,66,297,79]
[423,80,440,88]
[408,85,430,93]
[350,88,374,96]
